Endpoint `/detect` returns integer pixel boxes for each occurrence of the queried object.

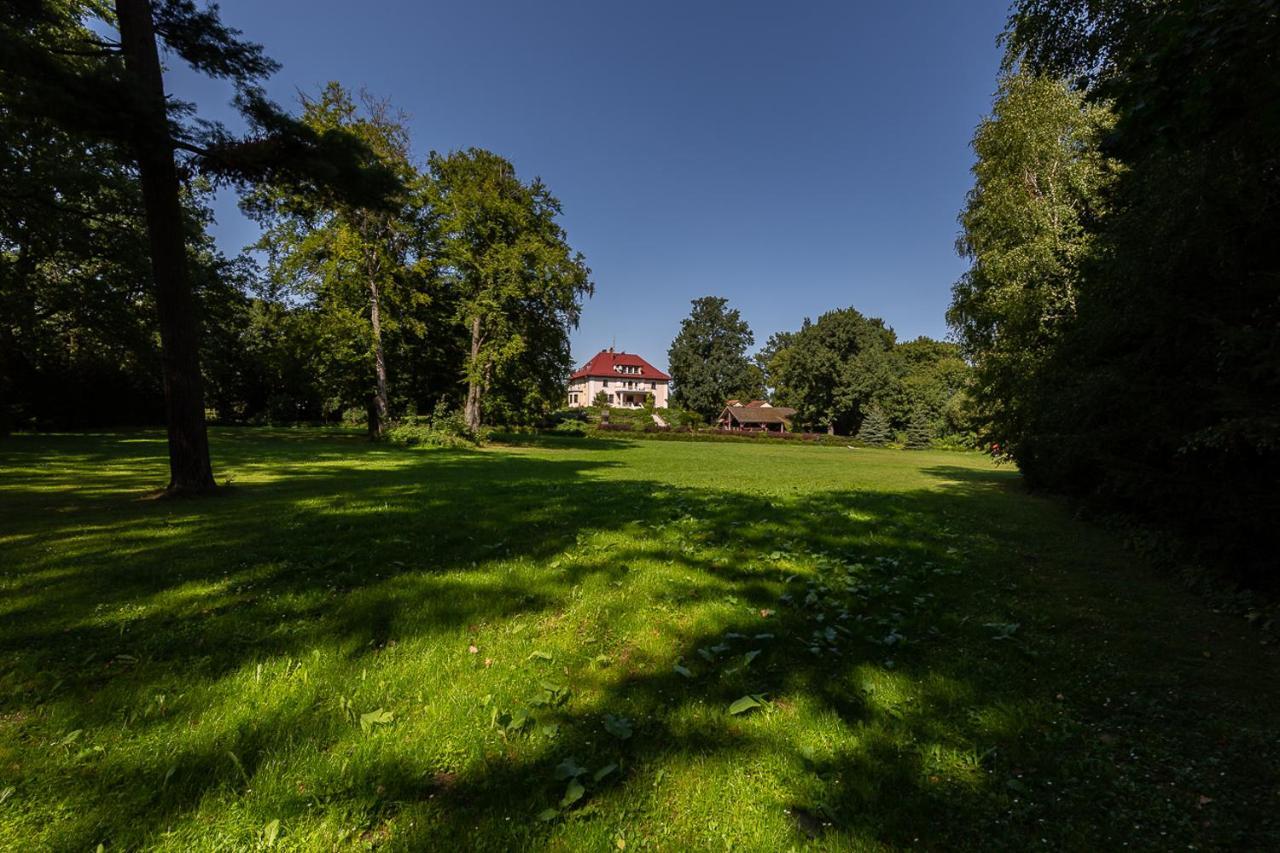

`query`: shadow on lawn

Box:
[0,432,1275,849]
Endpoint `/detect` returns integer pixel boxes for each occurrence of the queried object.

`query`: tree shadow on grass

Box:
[0,433,1276,850]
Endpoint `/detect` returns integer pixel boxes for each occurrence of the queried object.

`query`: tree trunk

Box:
[368,273,389,439]
[464,314,482,432]
[116,0,215,494]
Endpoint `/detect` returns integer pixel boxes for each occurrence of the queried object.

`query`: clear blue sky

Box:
[168,0,1010,372]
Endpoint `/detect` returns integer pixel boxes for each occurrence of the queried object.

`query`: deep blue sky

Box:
[168,0,1010,371]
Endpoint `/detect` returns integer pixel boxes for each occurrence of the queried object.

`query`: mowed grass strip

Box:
[0,430,1275,850]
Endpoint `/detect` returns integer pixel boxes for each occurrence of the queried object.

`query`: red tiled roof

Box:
[570,350,671,381]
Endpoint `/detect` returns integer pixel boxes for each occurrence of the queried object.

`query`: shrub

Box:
[387,403,479,449]
[543,408,587,428]
[429,403,473,439]
[930,432,979,451]
[671,407,704,429]
[550,419,588,436]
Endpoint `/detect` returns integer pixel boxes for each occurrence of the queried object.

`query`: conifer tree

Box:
[905,407,934,449]
[855,405,892,446]
[0,1,400,492]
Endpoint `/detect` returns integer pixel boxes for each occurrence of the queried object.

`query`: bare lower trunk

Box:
[464,315,482,432]
[369,274,389,439]
[116,0,215,495]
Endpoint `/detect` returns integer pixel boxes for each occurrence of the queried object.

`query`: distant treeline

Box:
[664,297,974,446]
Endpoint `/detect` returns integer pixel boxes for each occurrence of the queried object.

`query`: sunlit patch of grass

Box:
[0,429,1276,849]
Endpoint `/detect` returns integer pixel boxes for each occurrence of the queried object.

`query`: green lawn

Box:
[1,430,1276,850]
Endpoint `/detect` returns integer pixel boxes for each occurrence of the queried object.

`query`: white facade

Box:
[567,375,669,409]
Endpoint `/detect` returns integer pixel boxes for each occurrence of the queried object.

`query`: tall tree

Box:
[244,84,425,438]
[426,148,592,432]
[667,296,758,420]
[0,1,401,491]
[947,71,1116,456]
[988,0,1280,580]
[114,0,213,490]
[765,307,897,434]
[885,337,973,436]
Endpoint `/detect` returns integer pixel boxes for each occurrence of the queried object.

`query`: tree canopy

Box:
[667,297,760,421]
[244,83,429,437]
[425,148,593,431]
[764,307,898,435]
[0,0,401,490]
[948,71,1116,456]
[0,7,592,454]
[953,0,1280,583]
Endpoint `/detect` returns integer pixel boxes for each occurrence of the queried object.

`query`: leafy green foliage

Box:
[727,695,764,715]
[386,404,479,449]
[969,1,1280,582]
[358,707,394,734]
[425,148,592,431]
[243,83,429,437]
[763,308,897,434]
[667,297,759,420]
[602,714,633,740]
[0,0,405,488]
[948,71,1116,457]
[757,315,973,442]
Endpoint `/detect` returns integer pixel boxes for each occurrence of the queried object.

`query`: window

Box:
[603,379,609,387]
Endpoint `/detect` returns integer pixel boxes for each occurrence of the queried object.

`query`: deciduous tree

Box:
[947,71,1116,456]
[667,297,758,420]
[0,0,401,490]
[425,149,592,432]
[979,0,1280,580]
[244,83,427,438]
[765,307,897,435]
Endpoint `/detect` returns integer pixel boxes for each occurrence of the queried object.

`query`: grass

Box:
[0,429,1276,851]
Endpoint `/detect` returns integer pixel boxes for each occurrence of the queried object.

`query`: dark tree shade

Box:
[1,1,402,492]
[984,0,1280,583]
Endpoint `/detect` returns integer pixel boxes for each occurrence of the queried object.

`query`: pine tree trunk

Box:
[116,0,215,495]
[368,274,389,439]
[464,315,482,432]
